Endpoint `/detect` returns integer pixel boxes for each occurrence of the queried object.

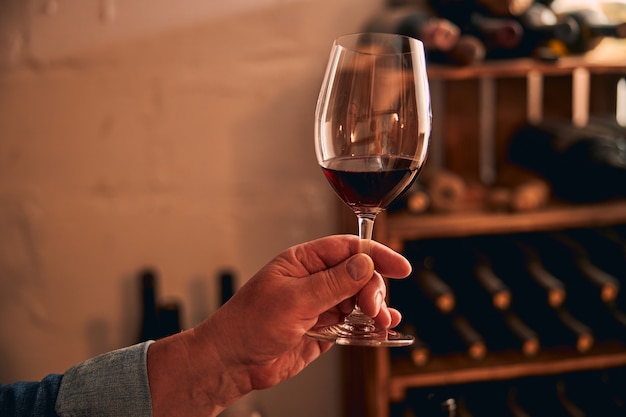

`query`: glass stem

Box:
[354,213,377,317]
[357,213,377,254]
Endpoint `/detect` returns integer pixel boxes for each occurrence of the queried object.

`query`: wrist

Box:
[147,320,251,417]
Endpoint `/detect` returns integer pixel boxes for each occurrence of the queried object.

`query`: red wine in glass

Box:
[322,155,421,214]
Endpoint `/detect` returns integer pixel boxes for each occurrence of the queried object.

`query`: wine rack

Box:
[342,41,626,417]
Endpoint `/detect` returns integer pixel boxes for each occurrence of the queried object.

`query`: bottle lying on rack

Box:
[565,227,626,286]
[559,7,626,54]
[391,265,488,360]
[484,235,567,308]
[435,239,512,311]
[364,5,460,52]
[506,1,581,59]
[393,323,431,367]
[363,3,486,65]
[413,265,457,314]
[509,119,626,202]
[487,164,551,213]
[397,371,626,417]
[526,232,620,303]
[389,169,468,214]
[469,12,524,49]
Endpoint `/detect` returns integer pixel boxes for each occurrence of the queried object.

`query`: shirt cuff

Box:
[56,341,154,417]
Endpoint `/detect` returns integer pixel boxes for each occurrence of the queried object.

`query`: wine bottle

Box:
[506,385,533,417]
[475,0,534,16]
[559,8,626,54]
[460,294,541,357]
[364,6,460,52]
[566,227,626,283]
[559,370,626,416]
[395,268,487,360]
[413,238,511,311]
[509,120,626,202]
[388,180,431,214]
[468,12,524,54]
[218,269,235,306]
[420,170,467,213]
[394,322,431,367]
[448,243,540,357]
[479,234,566,308]
[518,298,594,352]
[560,282,626,343]
[427,34,487,66]
[413,265,456,314]
[510,2,581,59]
[138,267,160,342]
[515,377,587,417]
[544,232,620,303]
[509,238,567,308]
[157,300,182,338]
[488,164,551,212]
[462,381,524,417]
[397,388,458,417]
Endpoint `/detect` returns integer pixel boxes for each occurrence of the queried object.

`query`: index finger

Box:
[291,234,412,278]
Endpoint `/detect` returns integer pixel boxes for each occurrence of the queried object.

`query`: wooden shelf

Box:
[389,341,626,401]
[381,199,626,250]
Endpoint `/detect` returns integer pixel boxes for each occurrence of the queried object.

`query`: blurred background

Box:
[0,1,385,416]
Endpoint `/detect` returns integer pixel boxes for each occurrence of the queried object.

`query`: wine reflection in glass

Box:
[308,33,432,347]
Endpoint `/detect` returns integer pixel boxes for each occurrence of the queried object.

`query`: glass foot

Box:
[306,310,414,347]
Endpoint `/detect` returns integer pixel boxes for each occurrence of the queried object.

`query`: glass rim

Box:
[332,32,424,55]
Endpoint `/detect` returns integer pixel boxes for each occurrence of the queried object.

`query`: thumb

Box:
[306,253,374,313]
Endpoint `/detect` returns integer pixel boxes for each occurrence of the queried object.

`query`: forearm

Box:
[147,320,253,417]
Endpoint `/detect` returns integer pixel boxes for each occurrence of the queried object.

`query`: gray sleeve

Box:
[56,341,154,417]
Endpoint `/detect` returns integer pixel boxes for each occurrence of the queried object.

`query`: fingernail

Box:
[375,291,383,312]
[347,254,370,281]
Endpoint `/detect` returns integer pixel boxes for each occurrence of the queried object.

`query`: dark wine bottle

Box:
[560,282,626,343]
[515,377,587,417]
[468,12,524,54]
[388,180,431,214]
[138,268,160,342]
[510,2,581,59]
[394,322,431,367]
[427,34,487,66]
[509,120,626,202]
[461,294,541,357]
[542,232,620,303]
[396,388,458,417]
[218,269,235,306]
[393,265,487,360]
[456,240,513,311]
[560,8,626,54]
[462,381,524,417]
[517,299,594,352]
[448,242,540,356]
[488,164,551,213]
[487,236,566,308]
[475,0,534,16]
[566,227,626,285]
[413,265,456,314]
[157,300,182,338]
[364,6,460,52]
[558,370,626,416]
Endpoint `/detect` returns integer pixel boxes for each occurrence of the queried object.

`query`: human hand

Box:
[147,234,411,417]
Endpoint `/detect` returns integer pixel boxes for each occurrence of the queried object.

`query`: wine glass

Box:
[308,33,432,346]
